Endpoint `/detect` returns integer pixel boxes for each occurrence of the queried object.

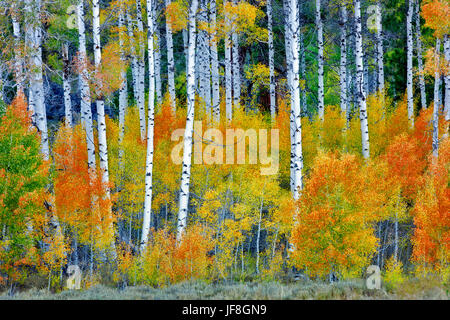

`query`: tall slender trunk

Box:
[224,0,233,121]
[126,12,140,109]
[287,0,303,199]
[154,4,162,105]
[93,0,110,192]
[232,0,240,108]
[12,9,24,95]
[284,0,294,195]
[268,0,276,121]
[165,0,177,111]
[26,0,49,160]
[406,0,414,127]
[141,0,157,251]
[177,0,199,243]
[198,0,211,120]
[316,0,324,121]
[136,0,147,140]
[354,0,370,159]
[432,38,441,159]
[62,43,72,127]
[118,4,128,167]
[415,0,426,110]
[376,1,384,93]
[210,0,220,123]
[443,34,450,124]
[77,0,96,171]
[299,1,307,116]
[339,5,348,116]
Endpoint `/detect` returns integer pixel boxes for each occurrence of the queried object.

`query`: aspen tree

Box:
[415,0,427,110]
[407,0,414,127]
[316,0,324,121]
[354,0,370,159]
[141,0,157,250]
[77,0,96,171]
[165,0,177,111]
[177,0,199,243]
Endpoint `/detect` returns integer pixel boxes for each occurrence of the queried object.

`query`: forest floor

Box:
[1,278,448,300]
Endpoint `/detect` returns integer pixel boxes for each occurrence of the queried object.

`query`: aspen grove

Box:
[0,0,448,292]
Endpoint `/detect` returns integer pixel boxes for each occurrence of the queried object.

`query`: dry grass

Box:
[1,278,448,300]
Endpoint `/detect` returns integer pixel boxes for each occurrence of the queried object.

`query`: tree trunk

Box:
[62,43,72,127]
[268,0,276,121]
[26,0,49,160]
[443,34,450,126]
[126,11,139,109]
[136,0,147,140]
[376,1,384,93]
[406,0,414,127]
[316,0,324,121]
[93,0,110,192]
[232,0,240,108]
[339,5,348,116]
[210,0,220,123]
[119,4,128,167]
[287,0,303,199]
[12,9,24,95]
[154,4,162,105]
[77,0,96,171]
[165,0,177,112]
[141,0,157,251]
[224,0,233,121]
[415,0,426,110]
[432,38,441,159]
[354,0,370,159]
[177,0,199,243]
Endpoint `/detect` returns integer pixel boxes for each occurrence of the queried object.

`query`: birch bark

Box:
[316,0,324,121]
[406,0,414,127]
[141,0,157,250]
[177,0,199,243]
[354,0,370,159]
[415,0,426,110]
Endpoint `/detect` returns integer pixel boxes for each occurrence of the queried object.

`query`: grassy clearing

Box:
[1,278,448,300]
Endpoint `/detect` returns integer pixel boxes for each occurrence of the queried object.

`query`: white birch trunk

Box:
[62,43,72,127]
[198,0,211,120]
[12,10,24,95]
[415,0,426,110]
[136,0,147,140]
[316,0,324,121]
[232,0,240,108]
[210,0,220,123]
[339,5,348,116]
[354,0,370,159]
[165,0,177,112]
[443,34,450,124]
[224,0,233,121]
[406,0,414,127]
[376,1,385,93]
[119,4,128,166]
[26,0,49,160]
[126,12,140,109]
[141,0,157,250]
[284,0,294,195]
[299,4,307,116]
[77,0,96,171]
[433,38,441,158]
[177,0,199,243]
[154,4,162,105]
[287,0,303,199]
[268,0,276,121]
[93,0,110,190]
